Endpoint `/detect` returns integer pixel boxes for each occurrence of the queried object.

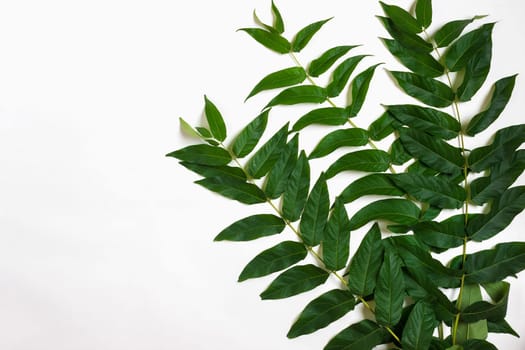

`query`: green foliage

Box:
[169,1,524,349]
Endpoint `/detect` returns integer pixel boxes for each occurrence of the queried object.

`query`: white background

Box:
[0,0,524,349]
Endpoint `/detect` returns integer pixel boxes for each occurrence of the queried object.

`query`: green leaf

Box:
[264,85,327,109]
[346,223,384,296]
[469,125,525,173]
[382,38,444,78]
[246,123,289,178]
[390,138,412,165]
[339,173,403,203]
[309,128,369,159]
[390,71,455,108]
[195,126,212,139]
[308,45,359,77]
[413,214,466,250]
[326,55,369,97]
[378,16,433,53]
[325,149,391,179]
[282,151,310,222]
[460,282,509,323]
[238,241,307,281]
[324,319,391,350]
[387,105,460,140]
[433,16,486,48]
[238,28,291,54]
[179,162,246,181]
[166,144,231,166]
[445,23,494,72]
[380,1,422,34]
[462,339,497,350]
[264,134,299,199]
[416,0,432,29]
[179,117,201,138]
[368,111,400,141]
[402,301,436,350]
[390,173,466,209]
[232,110,269,158]
[271,0,284,33]
[346,64,382,116]
[287,289,355,338]
[259,264,329,299]
[466,75,518,136]
[246,67,307,100]
[195,176,266,204]
[348,199,420,231]
[400,128,464,175]
[300,173,330,247]
[214,214,285,241]
[468,186,525,241]
[292,18,332,52]
[375,247,405,327]
[204,96,227,141]
[487,319,519,337]
[323,198,351,271]
[292,107,349,132]
[456,36,492,102]
[456,284,488,344]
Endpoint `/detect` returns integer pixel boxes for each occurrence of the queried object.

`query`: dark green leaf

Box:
[456,284,488,344]
[408,160,439,176]
[238,28,291,54]
[238,241,307,281]
[456,36,492,102]
[259,264,329,299]
[271,0,284,33]
[292,18,332,52]
[375,247,405,326]
[323,198,351,271]
[400,128,464,175]
[300,173,329,247]
[380,1,422,34]
[416,0,432,28]
[466,75,518,136]
[246,123,289,178]
[214,214,285,241]
[308,45,359,77]
[232,110,269,158]
[347,223,384,296]
[349,199,420,230]
[204,96,227,141]
[264,134,299,199]
[339,173,403,203]
[402,301,436,350]
[462,339,497,350]
[378,17,433,53]
[287,289,355,338]
[347,64,382,116]
[264,85,327,109]
[246,67,307,100]
[413,214,466,250]
[368,111,400,141]
[179,162,246,181]
[433,16,486,48]
[387,105,460,140]
[324,319,391,350]
[195,126,212,139]
[166,144,231,166]
[325,150,391,179]
[282,151,310,222]
[309,128,369,159]
[460,282,509,323]
[444,23,494,72]
[390,71,455,108]
[487,319,519,337]
[196,176,266,204]
[326,55,369,97]
[292,107,349,132]
[390,138,412,165]
[382,38,443,78]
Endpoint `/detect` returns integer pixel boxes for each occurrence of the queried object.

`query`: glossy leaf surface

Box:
[309,128,369,159]
[382,38,443,78]
[300,173,329,247]
[433,16,485,48]
[239,27,291,53]
[339,173,403,203]
[260,264,329,299]
[215,214,285,241]
[265,85,327,109]
[445,23,494,72]
[375,247,405,326]
[247,123,289,178]
[264,135,299,199]
[326,55,368,97]
[292,18,332,52]
[415,0,432,29]
[246,67,307,100]
[325,149,391,179]
[196,176,266,204]
[324,319,391,350]
[380,1,422,34]
[282,152,310,222]
[292,107,349,132]
[348,199,420,230]
[347,64,382,116]
[204,96,227,141]
[323,198,351,271]
[390,71,454,107]
[166,144,231,166]
[232,110,269,158]
[402,301,436,350]
[308,45,358,77]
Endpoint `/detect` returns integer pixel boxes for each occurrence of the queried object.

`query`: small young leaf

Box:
[339,173,403,203]
[324,319,391,350]
[264,134,299,199]
[179,162,246,181]
[246,67,307,100]
[282,151,310,222]
[215,214,285,241]
[238,28,291,54]
[402,301,436,350]
[413,214,466,250]
[196,176,266,204]
[466,75,518,136]
[390,71,455,108]
[308,45,359,77]
[375,247,405,327]
[323,198,351,271]
[291,18,332,52]
[444,23,494,72]
[300,173,330,247]
[309,128,369,159]
[382,38,444,78]
[232,110,269,158]
[166,144,231,166]
[179,117,201,138]
[325,149,391,179]
[326,55,368,97]
[433,16,486,48]
[347,63,382,117]
[380,1,422,34]
[378,16,433,53]
[348,199,421,231]
[287,289,355,338]
[259,264,329,299]
[347,223,384,296]
[292,107,349,132]
[246,123,289,178]
[204,96,227,141]
[415,0,432,29]
[271,0,284,33]
[456,36,492,102]
[264,85,327,109]
[238,241,307,281]
[368,111,400,141]
[195,126,212,139]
